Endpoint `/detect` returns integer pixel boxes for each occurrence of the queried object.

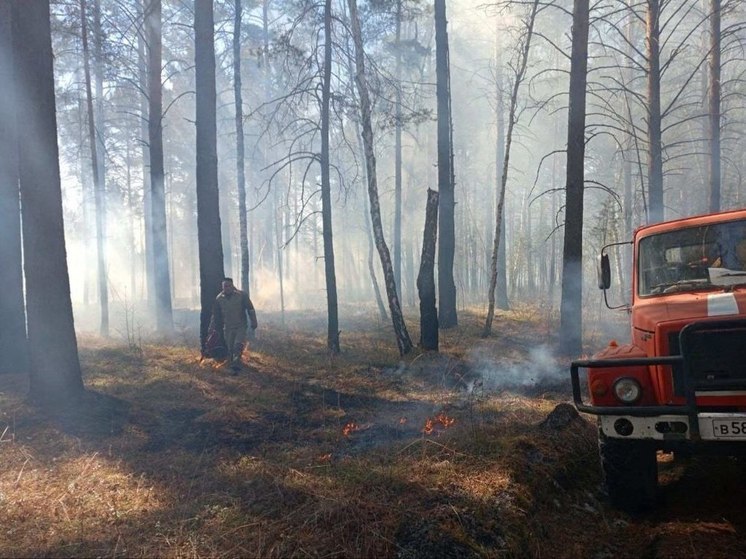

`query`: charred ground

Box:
[1,306,745,558]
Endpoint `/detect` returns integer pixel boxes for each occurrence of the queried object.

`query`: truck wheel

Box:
[599,431,657,513]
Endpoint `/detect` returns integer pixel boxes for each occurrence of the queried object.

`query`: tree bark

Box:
[234,0,251,296]
[0,0,28,374]
[138,0,154,306]
[347,0,413,355]
[195,0,225,352]
[394,0,403,300]
[435,0,457,328]
[493,42,509,310]
[646,0,663,223]
[709,0,721,212]
[483,0,538,336]
[13,0,84,402]
[146,0,173,333]
[418,189,439,350]
[321,0,340,352]
[558,0,590,356]
[80,0,109,337]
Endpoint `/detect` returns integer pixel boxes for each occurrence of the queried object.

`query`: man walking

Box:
[212,277,257,371]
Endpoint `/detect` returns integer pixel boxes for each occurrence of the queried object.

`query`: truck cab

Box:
[571,209,746,512]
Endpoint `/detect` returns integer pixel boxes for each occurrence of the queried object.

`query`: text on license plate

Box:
[712,419,746,437]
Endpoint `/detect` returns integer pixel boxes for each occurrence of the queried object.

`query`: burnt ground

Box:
[1,306,746,557]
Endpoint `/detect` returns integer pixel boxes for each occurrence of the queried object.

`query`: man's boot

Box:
[230,343,244,371]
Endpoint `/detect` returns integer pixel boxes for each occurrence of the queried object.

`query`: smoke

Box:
[467,343,565,391]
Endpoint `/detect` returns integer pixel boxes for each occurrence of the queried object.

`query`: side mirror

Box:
[598,253,611,290]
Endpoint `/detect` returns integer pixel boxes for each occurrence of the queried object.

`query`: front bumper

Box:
[598,412,746,441]
[571,319,746,441]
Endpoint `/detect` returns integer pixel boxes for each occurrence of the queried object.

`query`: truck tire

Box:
[599,431,657,513]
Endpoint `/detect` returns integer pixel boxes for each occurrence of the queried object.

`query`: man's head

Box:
[221,277,236,295]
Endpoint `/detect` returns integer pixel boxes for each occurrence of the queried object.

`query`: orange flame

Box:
[342,422,359,437]
[399,417,408,425]
[422,413,455,435]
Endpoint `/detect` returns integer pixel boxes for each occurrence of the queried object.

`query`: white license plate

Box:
[711,419,746,438]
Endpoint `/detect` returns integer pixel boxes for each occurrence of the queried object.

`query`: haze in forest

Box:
[2,0,744,359]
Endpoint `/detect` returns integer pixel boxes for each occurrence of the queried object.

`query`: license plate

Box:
[711,419,746,438]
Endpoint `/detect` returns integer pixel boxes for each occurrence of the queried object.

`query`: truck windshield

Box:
[638,219,746,296]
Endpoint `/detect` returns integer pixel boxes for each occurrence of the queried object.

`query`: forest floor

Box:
[1,305,746,558]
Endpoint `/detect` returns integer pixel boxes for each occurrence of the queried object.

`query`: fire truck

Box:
[571,208,746,512]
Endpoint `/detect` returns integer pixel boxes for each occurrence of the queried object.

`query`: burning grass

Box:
[4,306,744,557]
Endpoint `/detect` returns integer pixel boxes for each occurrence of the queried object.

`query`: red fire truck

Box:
[571,208,746,511]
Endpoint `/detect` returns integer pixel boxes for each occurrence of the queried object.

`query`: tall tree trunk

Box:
[394,0,403,299]
[483,0,538,336]
[435,0,457,328]
[138,0,154,306]
[125,139,137,300]
[344,35,387,321]
[494,46,509,310]
[558,0,590,356]
[0,0,28,374]
[93,0,108,324]
[709,0,721,212]
[195,0,225,352]
[146,0,173,333]
[259,0,274,274]
[366,193,388,322]
[321,0,340,352]
[347,0,413,355]
[646,0,663,223]
[13,0,84,402]
[80,0,109,337]
[274,187,285,324]
[418,189,439,350]
[234,0,251,296]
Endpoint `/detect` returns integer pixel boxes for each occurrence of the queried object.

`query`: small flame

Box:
[318,453,332,462]
[422,413,455,435]
[399,417,408,425]
[342,422,359,437]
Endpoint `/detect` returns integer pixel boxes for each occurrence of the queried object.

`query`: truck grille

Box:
[667,332,684,396]
[669,322,746,394]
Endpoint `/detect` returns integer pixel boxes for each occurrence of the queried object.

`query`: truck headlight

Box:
[612,378,642,404]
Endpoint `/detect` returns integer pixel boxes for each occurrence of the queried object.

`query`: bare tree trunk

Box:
[646,0,663,223]
[234,0,251,297]
[347,0,413,355]
[125,139,136,300]
[146,0,173,334]
[483,0,538,337]
[709,0,721,212]
[93,0,108,321]
[394,0,403,299]
[559,0,590,356]
[273,187,285,324]
[0,0,28,374]
[195,0,224,351]
[321,0,340,352]
[138,0,154,306]
[435,0,457,328]
[418,189,439,350]
[494,48,509,310]
[342,30,388,322]
[80,0,109,337]
[13,0,84,402]
[365,192,388,321]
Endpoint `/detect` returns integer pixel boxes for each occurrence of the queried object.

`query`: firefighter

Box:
[211,277,257,371]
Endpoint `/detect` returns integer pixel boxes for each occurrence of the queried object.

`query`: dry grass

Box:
[2,306,745,558]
